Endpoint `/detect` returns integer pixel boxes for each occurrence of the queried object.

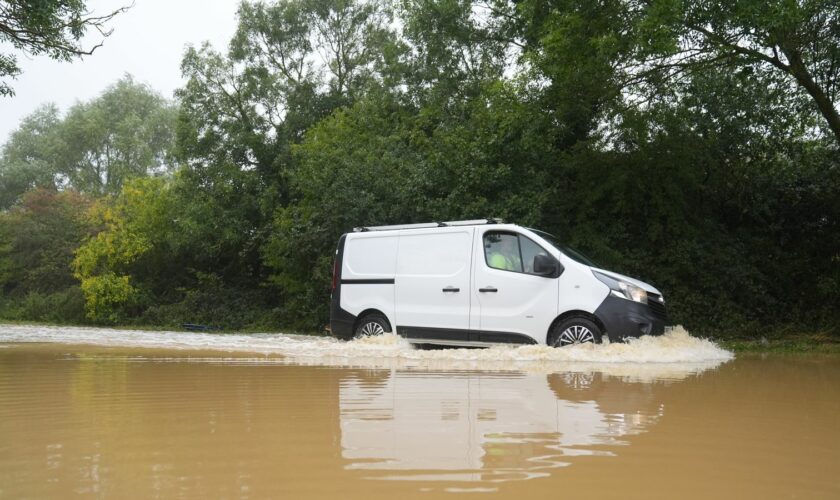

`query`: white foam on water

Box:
[0,323,732,365]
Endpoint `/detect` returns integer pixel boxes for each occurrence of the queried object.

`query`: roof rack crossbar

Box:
[353,218,504,232]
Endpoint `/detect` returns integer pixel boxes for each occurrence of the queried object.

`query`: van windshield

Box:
[529,229,599,267]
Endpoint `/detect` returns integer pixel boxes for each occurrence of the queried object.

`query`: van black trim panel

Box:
[593,295,667,341]
[330,234,357,340]
[396,326,537,345]
[397,326,470,342]
[340,278,395,284]
[474,331,537,344]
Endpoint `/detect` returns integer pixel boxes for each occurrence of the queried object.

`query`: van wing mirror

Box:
[533,254,562,277]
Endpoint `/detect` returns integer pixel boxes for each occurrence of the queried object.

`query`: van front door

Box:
[394,227,474,341]
[472,230,559,344]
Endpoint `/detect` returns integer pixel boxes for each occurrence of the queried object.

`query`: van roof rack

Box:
[353,218,504,232]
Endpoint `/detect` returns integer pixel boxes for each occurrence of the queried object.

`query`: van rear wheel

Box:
[354,313,391,339]
[549,317,603,347]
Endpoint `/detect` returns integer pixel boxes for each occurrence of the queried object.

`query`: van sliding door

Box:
[394,228,474,341]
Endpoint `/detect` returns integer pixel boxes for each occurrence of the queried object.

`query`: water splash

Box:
[0,323,731,376]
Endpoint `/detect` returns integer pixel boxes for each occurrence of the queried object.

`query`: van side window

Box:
[484,232,551,275]
[484,233,523,272]
[520,236,550,274]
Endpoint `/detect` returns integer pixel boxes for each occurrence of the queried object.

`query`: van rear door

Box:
[395,227,474,341]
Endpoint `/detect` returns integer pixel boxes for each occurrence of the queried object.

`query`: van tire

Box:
[353,313,391,339]
[548,317,603,347]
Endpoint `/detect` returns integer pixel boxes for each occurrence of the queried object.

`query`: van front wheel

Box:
[354,314,391,339]
[549,317,603,347]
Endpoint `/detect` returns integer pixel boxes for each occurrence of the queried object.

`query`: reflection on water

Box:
[340,368,673,483]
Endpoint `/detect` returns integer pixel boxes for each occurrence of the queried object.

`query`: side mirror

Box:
[533,254,563,277]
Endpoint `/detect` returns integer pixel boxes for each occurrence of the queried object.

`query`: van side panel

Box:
[395,228,473,336]
[339,233,399,331]
[555,256,610,317]
[344,235,399,278]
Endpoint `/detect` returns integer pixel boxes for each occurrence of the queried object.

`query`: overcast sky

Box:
[0,0,242,144]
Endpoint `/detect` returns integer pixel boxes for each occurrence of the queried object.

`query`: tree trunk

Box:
[782,47,840,146]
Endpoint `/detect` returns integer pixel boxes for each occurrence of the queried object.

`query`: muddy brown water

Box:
[0,326,838,498]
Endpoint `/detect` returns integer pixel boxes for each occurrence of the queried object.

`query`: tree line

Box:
[1,0,839,338]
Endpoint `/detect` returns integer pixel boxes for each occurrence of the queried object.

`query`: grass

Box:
[0,317,327,337]
[718,331,840,354]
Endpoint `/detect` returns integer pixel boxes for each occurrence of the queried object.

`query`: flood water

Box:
[1,325,838,498]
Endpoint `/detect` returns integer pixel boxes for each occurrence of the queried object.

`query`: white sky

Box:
[0,0,242,144]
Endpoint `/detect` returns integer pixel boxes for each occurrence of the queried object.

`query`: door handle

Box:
[479,287,498,293]
[442,287,460,293]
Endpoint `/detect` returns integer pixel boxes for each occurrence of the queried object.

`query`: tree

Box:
[400,0,519,104]
[59,76,177,195]
[0,0,130,96]
[0,76,177,208]
[173,0,402,313]
[72,177,172,322]
[266,82,556,328]
[0,189,94,322]
[0,104,64,208]
[177,0,400,191]
[0,188,93,293]
[577,0,840,146]
[231,0,398,101]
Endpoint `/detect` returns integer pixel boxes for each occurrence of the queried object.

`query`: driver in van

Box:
[488,235,522,271]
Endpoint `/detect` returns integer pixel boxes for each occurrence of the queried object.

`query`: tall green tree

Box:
[400,0,515,101]
[644,0,840,145]
[526,0,840,146]
[0,104,63,208]
[0,76,177,208]
[59,76,178,195]
[0,188,93,294]
[173,0,402,299]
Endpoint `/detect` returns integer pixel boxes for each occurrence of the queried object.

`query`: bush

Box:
[0,287,87,324]
[136,273,279,330]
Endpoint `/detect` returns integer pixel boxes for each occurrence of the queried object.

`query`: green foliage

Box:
[77,273,136,323]
[0,77,177,208]
[0,287,87,324]
[0,105,64,209]
[72,177,173,323]
[0,189,94,324]
[562,0,840,145]
[60,76,178,195]
[0,189,94,294]
[137,272,278,330]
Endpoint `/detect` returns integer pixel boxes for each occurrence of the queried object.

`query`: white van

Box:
[329,219,667,347]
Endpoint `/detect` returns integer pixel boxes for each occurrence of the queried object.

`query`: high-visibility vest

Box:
[489,252,519,271]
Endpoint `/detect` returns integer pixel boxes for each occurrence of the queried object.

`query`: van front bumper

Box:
[594,296,667,342]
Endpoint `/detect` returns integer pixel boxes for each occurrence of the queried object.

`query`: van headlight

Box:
[592,271,648,304]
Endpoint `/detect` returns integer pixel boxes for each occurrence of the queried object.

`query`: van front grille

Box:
[647,294,667,318]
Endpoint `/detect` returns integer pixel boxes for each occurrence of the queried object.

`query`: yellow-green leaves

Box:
[73,177,170,323]
[77,273,137,323]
